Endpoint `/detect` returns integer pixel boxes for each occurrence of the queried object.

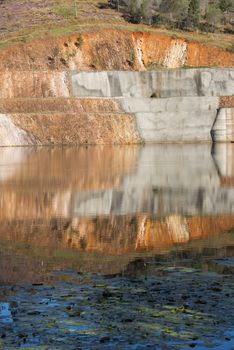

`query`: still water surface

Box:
[0,143,233,283]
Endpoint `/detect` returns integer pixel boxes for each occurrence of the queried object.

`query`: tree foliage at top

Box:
[219,0,234,12]
[187,0,200,26]
[114,0,234,31]
[159,0,189,22]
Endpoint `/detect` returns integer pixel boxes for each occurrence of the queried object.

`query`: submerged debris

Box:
[0,266,234,349]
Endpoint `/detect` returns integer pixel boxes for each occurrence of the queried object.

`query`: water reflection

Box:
[0,144,233,283]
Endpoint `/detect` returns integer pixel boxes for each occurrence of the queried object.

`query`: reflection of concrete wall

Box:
[73,144,234,217]
[0,144,233,219]
[73,187,234,216]
[212,142,234,186]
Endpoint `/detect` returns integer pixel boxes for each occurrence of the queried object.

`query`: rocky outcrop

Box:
[0,113,37,146]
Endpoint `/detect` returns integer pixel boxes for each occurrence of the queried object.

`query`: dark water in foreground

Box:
[0,143,233,349]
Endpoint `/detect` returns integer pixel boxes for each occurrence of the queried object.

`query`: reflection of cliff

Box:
[0,214,233,255]
[0,214,234,284]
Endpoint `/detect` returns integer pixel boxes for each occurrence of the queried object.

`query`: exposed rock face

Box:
[0,98,122,114]
[0,71,70,98]
[0,113,38,146]
[0,29,233,71]
[163,41,187,68]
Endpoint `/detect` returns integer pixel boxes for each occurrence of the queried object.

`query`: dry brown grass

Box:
[0,0,233,50]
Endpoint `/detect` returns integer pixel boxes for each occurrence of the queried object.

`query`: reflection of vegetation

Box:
[80,237,87,250]
[0,236,146,283]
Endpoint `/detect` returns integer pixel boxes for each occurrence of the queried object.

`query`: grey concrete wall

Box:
[71,69,234,98]
[0,68,233,144]
[212,108,234,142]
[70,69,234,143]
[119,97,219,142]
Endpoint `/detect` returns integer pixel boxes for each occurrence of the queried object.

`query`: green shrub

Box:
[55,5,74,18]
[226,43,234,52]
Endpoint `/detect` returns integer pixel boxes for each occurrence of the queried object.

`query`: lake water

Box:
[0,143,234,349]
[0,143,233,284]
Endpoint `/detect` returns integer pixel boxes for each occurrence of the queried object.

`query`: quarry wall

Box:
[0,29,233,145]
[0,68,233,145]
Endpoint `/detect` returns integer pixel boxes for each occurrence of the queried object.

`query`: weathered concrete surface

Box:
[212,108,234,142]
[1,69,232,99]
[120,97,219,142]
[69,69,233,143]
[71,69,234,98]
[0,69,233,145]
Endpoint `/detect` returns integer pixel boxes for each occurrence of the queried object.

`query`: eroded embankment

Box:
[0,29,233,71]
